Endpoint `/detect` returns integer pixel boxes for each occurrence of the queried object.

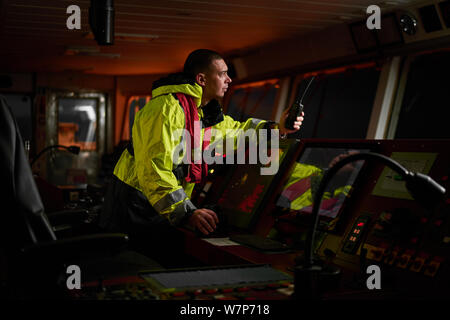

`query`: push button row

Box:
[170,282,293,298]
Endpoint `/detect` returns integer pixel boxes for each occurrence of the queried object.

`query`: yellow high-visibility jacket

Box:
[114,77,266,225]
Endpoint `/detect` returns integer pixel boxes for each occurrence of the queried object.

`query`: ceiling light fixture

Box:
[64,46,100,55]
[83,32,159,43]
[63,46,120,58]
[115,32,159,42]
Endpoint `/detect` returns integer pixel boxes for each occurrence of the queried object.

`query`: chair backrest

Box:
[0,95,56,252]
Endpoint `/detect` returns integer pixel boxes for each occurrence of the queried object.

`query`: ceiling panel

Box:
[0,0,422,75]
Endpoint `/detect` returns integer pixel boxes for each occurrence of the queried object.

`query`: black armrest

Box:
[46,209,90,226]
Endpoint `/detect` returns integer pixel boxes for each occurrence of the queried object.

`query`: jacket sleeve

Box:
[132,96,196,226]
[210,116,272,153]
[217,115,267,133]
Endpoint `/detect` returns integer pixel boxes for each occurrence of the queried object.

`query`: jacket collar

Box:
[152,73,203,107]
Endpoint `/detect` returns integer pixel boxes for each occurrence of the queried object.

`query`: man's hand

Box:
[279,109,304,136]
[187,208,219,235]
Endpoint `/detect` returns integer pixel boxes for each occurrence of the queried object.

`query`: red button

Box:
[190,289,202,296]
[205,289,218,294]
[172,291,186,297]
[434,220,443,227]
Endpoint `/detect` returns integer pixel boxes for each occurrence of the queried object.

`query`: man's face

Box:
[201,59,232,101]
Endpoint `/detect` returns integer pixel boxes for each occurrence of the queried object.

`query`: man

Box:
[99,49,303,243]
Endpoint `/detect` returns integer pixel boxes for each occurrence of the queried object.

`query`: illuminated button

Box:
[424,258,443,277]
[251,286,267,291]
[204,288,219,294]
[373,223,383,231]
[396,254,412,268]
[434,220,443,227]
[424,264,438,276]
[365,244,384,261]
[387,251,399,265]
[381,250,391,261]
[110,289,125,295]
[189,289,203,296]
[172,291,186,297]
[410,257,425,272]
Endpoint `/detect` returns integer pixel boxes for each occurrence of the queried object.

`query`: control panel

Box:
[315,140,450,298]
[71,265,294,300]
[141,264,293,300]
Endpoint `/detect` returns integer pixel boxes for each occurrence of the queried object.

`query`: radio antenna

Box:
[298,75,316,105]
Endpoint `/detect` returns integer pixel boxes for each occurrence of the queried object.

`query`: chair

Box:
[0,95,162,299]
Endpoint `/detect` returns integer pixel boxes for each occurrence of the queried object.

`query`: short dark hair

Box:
[183,49,223,79]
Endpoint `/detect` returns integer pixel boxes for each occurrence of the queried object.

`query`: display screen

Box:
[276,146,370,219]
[217,140,296,230]
[371,152,438,200]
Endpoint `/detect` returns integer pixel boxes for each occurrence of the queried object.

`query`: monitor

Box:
[371,151,438,200]
[216,138,299,231]
[275,142,372,222]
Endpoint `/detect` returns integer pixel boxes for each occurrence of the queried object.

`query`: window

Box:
[225,79,281,121]
[42,92,106,186]
[58,98,98,151]
[289,65,380,139]
[394,51,450,139]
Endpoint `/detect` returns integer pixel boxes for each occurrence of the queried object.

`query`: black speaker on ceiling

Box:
[349,13,404,54]
[89,0,115,45]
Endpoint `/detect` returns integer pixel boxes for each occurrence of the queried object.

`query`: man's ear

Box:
[196,73,207,86]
